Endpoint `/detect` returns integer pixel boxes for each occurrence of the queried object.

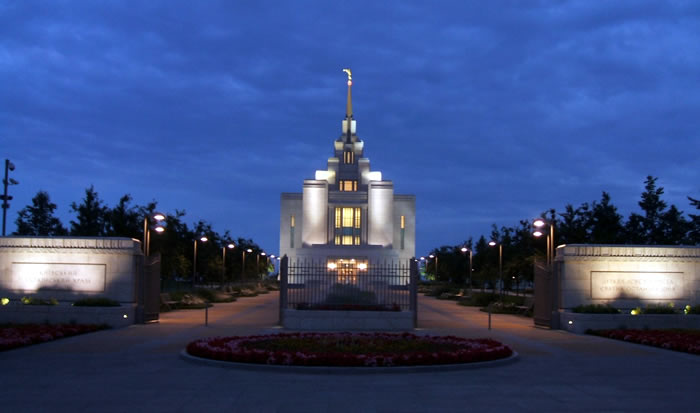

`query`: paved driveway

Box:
[1,292,697,412]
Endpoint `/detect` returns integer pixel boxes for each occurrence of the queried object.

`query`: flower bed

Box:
[186,332,513,367]
[588,329,700,355]
[0,323,108,352]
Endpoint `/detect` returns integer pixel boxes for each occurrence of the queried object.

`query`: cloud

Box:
[1,1,698,254]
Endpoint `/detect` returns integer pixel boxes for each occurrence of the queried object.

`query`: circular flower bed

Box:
[186,332,513,367]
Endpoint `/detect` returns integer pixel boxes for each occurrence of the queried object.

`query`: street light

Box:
[192,235,208,289]
[258,252,267,280]
[533,218,555,266]
[460,246,473,293]
[221,242,235,288]
[241,248,253,280]
[428,254,438,280]
[142,212,166,256]
[489,241,503,295]
[2,159,18,236]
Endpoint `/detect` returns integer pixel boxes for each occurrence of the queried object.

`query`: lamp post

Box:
[193,235,208,289]
[241,248,252,280]
[2,159,18,236]
[460,246,473,293]
[269,254,276,278]
[533,219,555,266]
[257,252,267,280]
[488,241,503,295]
[428,254,439,280]
[142,212,166,256]
[221,242,235,289]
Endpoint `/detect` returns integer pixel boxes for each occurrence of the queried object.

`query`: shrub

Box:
[572,304,620,314]
[642,304,677,314]
[685,304,700,315]
[479,301,520,315]
[72,297,120,307]
[194,288,217,302]
[325,283,377,306]
[21,296,58,306]
[457,292,500,307]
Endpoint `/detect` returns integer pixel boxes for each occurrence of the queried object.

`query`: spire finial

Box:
[343,68,352,118]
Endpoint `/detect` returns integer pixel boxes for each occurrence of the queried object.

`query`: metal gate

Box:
[533,258,559,328]
[136,253,161,323]
[279,256,419,328]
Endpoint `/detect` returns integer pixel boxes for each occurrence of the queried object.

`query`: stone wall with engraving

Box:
[556,245,700,309]
[0,237,142,303]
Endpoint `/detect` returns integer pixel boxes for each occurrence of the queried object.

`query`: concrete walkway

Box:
[1,292,697,412]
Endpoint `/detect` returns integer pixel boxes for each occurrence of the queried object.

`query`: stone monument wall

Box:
[556,244,700,309]
[0,237,143,303]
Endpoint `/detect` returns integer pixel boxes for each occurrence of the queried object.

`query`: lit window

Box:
[400,215,405,249]
[334,207,362,245]
[342,207,354,227]
[344,151,354,164]
[290,215,295,248]
[339,180,357,191]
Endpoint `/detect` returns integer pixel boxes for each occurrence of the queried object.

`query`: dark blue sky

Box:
[2,1,699,255]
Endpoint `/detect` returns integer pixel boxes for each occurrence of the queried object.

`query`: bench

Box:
[160,293,178,311]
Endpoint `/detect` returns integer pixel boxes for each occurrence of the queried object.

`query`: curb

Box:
[179,349,519,374]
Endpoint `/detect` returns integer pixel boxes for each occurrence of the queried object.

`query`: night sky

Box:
[2,1,699,256]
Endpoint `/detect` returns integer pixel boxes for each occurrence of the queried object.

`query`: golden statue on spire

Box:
[343,68,353,118]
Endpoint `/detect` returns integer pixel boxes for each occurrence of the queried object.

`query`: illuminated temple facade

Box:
[279,70,415,269]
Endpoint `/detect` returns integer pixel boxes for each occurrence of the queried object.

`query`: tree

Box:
[558,203,591,244]
[636,176,667,244]
[70,185,109,236]
[589,192,624,243]
[14,191,67,236]
[106,194,142,238]
[688,196,700,244]
[659,205,691,245]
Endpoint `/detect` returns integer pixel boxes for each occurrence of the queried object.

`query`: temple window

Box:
[344,151,354,164]
[334,207,361,245]
[339,180,358,192]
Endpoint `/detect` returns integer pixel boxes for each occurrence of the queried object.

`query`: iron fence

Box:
[280,257,417,313]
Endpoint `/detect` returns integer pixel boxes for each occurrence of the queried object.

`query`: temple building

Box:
[279,69,415,270]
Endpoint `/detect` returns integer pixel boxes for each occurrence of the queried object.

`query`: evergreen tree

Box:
[659,205,691,245]
[106,194,142,238]
[590,192,624,243]
[688,196,700,244]
[558,203,591,244]
[70,185,109,236]
[637,176,667,244]
[14,191,67,236]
